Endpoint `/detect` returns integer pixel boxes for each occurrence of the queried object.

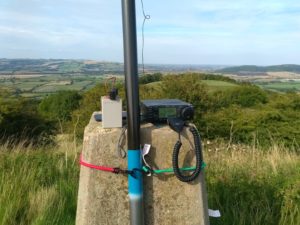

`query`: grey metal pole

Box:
[121,1,144,225]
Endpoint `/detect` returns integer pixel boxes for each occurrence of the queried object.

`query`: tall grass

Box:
[0,141,299,225]
[205,142,300,225]
[0,141,79,225]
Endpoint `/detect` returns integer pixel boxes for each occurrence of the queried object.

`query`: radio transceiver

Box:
[140,99,194,123]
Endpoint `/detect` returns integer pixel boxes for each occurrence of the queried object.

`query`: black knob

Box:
[181,106,194,120]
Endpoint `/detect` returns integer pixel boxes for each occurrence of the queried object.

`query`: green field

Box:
[201,80,238,91]
[258,81,300,92]
[0,75,105,98]
[33,81,93,93]
[145,80,238,92]
[16,82,45,91]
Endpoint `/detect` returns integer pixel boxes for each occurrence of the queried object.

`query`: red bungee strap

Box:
[79,153,116,172]
[79,153,129,174]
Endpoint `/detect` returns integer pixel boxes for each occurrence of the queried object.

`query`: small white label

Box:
[142,144,151,156]
[142,144,151,173]
[208,209,221,217]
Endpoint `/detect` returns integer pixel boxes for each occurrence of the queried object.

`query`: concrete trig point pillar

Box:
[76,112,210,225]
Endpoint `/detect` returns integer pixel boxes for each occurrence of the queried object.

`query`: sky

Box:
[0,0,300,65]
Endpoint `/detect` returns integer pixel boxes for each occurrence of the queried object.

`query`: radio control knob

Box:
[181,106,194,120]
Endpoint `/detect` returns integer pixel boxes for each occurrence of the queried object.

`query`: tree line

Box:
[0,73,299,149]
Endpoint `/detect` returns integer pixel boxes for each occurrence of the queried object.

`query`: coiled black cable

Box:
[172,125,203,182]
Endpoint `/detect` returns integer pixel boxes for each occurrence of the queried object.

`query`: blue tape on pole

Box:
[128,150,143,196]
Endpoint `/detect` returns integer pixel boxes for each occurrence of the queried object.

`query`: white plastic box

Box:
[101,96,122,128]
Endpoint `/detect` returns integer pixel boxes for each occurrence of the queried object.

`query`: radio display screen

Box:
[159,107,177,118]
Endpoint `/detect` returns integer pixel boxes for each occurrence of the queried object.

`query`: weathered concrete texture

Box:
[76,112,210,225]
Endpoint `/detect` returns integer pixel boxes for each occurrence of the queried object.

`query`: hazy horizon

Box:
[2,58,300,68]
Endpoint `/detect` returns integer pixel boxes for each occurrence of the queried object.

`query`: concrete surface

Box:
[76,112,210,225]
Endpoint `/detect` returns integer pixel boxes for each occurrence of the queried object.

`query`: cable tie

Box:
[113,167,121,174]
[113,167,132,175]
[142,166,153,176]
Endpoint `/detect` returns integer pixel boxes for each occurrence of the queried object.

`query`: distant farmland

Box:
[257,81,300,92]
[0,74,106,98]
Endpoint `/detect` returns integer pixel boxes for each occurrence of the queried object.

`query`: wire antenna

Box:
[140,0,150,75]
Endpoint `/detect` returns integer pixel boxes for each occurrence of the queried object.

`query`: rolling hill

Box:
[0,59,124,75]
[217,64,300,74]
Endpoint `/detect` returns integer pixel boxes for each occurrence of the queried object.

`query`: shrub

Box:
[39,91,81,122]
[203,105,300,148]
[139,73,162,84]
[0,97,55,146]
[226,85,268,107]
